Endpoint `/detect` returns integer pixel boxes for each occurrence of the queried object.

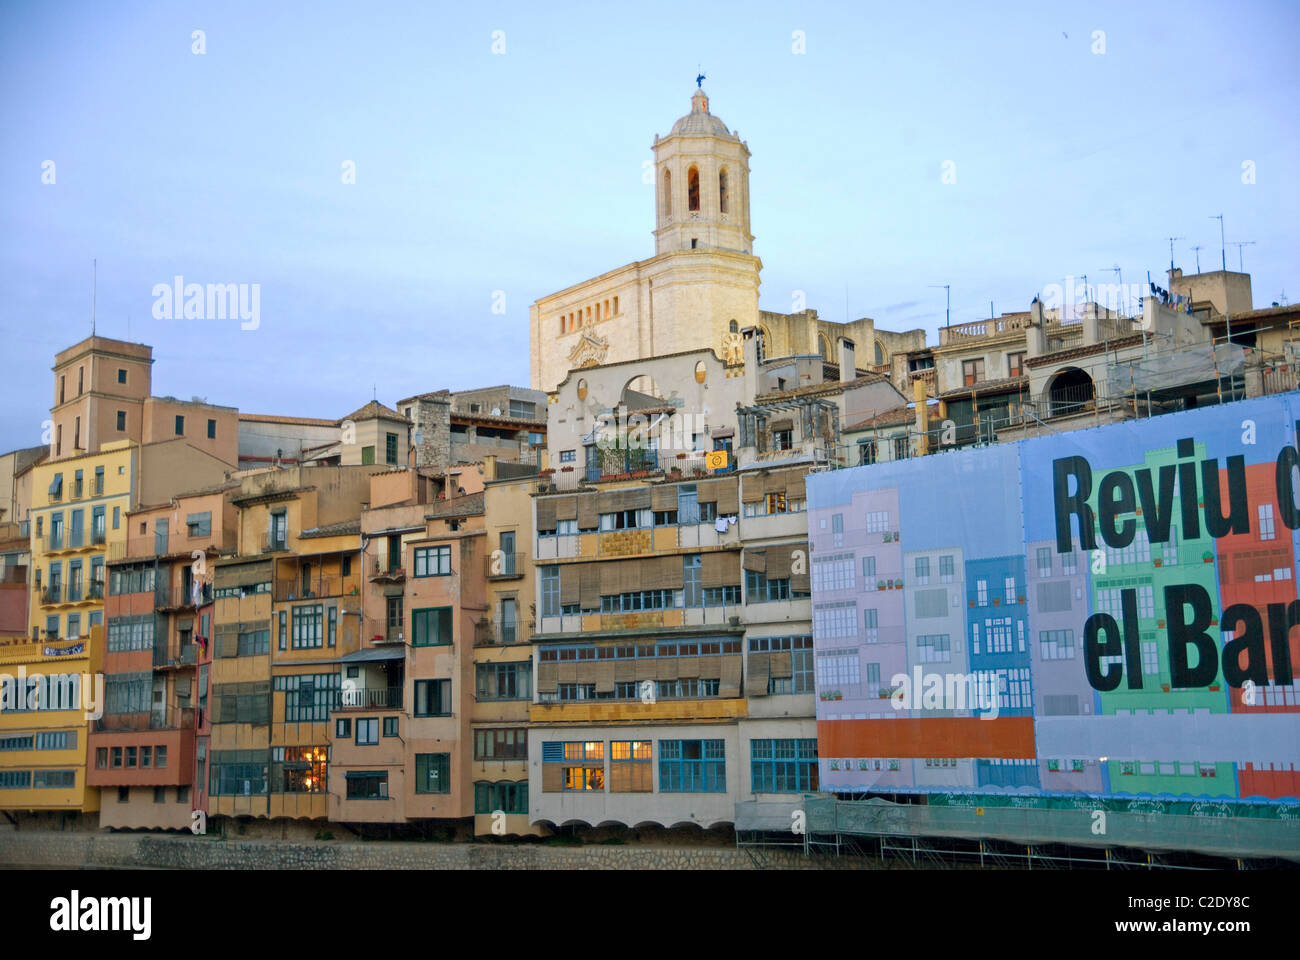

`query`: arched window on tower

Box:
[719,168,729,214]
[729,319,738,334]
[662,169,671,219]
[818,334,830,360]
[756,328,767,362]
[874,341,886,366]
[688,166,700,212]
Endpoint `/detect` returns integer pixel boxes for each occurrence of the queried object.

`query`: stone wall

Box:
[0,830,881,870]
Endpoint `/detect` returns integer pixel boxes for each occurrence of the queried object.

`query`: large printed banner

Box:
[806,394,1300,803]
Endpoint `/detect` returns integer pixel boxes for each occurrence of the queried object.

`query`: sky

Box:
[1,0,1297,453]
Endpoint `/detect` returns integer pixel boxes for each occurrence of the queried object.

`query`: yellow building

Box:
[0,625,103,816]
[28,442,135,643]
[28,439,231,644]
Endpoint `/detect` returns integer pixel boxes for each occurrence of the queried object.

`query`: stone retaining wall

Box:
[0,831,881,870]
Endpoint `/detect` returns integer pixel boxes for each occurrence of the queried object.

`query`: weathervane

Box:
[696,71,705,88]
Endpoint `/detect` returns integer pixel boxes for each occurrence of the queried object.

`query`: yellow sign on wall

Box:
[704,450,728,471]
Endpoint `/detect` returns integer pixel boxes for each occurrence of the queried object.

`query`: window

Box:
[893,436,909,461]
[962,358,985,386]
[546,741,605,792]
[336,718,351,738]
[385,432,399,465]
[186,512,212,537]
[862,556,876,583]
[475,780,528,814]
[1040,630,1075,660]
[687,165,700,211]
[1004,576,1017,604]
[117,368,127,384]
[915,556,930,585]
[977,578,988,606]
[509,399,536,419]
[177,786,189,804]
[360,446,375,465]
[154,786,167,803]
[773,429,793,451]
[206,418,217,440]
[175,415,185,435]
[610,740,653,792]
[560,449,575,463]
[116,410,126,431]
[291,604,323,648]
[659,739,725,793]
[475,728,527,761]
[683,554,702,607]
[476,662,531,700]
[140,745,151,767]
[155,745,166,768]
[814,601,857,638]
[863,608,879,643]
[413,607,453,646]
[1008,352,1026,378]
[112,506,120,530]
[865,511,890,533]
[345,772,387,799]
[355,718,379,746]
[541,564,560,617]
[274,673,340,722]
[414,546,451,577]
[751,739,818,793]
[383,716,398,737]
[858,440,877,466]
[1037,547,1052,577]
[414,679,452,716]
[415,754,450,793]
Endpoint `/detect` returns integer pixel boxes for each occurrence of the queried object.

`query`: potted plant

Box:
[1202,551,1214,564]
[877,580,886,591]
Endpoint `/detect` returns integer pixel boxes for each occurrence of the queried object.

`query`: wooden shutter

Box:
[554,496,578,521]
[535,497,557,531]
[594,661,616,693]
[599,563,621,597]
[698,656,723,679]
[579,565,601,610]
[576,494,598,530]
[743,549,767,573]
[543,763,564,792]
[741,476,764,502]
[785,472,807,501]
[764,472,789,496]
[677,656,701,678]
[557,662,578,684]
[659,555,684,590]
[719,655,742,697]
[650,484,678,510]
[789,541,811,593]
[614,658,636,682]
[765,544,792,578]
[656,657,679,680]
[745,652,771,696]
[537,662,559,693]
[715,478,739,515]
[634,658,658,681]
[697,481,719,503]
[560,566,580,606]
[769,651,793,679]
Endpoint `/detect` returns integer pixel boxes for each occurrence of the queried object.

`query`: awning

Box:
[343,770,388,779]
[338,647,406,663]
[711,427,735,439]
[48,475,63,496]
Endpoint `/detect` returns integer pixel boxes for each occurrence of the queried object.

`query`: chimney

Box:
[742,327,759,401]
[838,338,856,383]
[1027,298,1047,356]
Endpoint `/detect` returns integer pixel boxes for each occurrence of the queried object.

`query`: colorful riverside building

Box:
[329,471,485,826]
[207,466,380,822]
[0,626,103,819]
[87,483,236,828]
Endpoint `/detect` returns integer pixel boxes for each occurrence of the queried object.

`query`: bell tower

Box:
[652,86,753,256]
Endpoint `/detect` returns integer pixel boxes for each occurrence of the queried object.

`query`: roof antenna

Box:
[1209,215,1225,271]
[1190,245,1203,273]
[90,258,96,336]
[1227,240,1255,273]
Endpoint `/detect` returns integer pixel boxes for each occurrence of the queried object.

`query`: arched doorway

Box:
[1046,367,1094,417]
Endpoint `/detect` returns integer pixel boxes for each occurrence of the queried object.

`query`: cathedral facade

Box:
[529,87,924,394]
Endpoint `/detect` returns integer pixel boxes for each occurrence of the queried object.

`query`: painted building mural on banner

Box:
[806,394,1300,804]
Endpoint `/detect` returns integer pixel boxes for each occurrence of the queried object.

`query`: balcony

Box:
[92,479,104,497]
[65,583,82,603]
[154,638,199,668]
[261,535,290,555]
[275,573,361,603]
[88,582,105,601]
[94,705,196,733]
[475,619,523,645]
[92,530,106,546]
[339,686,402,710]
[485,553,525,580]
[369,560,406,584]
[72,480,83,500]
[41,585,62,605]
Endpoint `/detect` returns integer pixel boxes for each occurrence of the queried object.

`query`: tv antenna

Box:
[928,284,950,330]
[1227,240,1255,273]
[90,258,97,336]
[1190,245,1203,273]
[1101,265,1123,315]
[1166,237,1181,273]
[1209,215,1225,271]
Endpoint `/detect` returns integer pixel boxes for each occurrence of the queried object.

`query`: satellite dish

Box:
[491,407,502,416]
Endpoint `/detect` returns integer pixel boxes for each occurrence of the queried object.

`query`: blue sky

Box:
[1,0,1296,453]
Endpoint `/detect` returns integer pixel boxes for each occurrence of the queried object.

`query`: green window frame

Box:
[413,546,451,577]
[415,753,450,794]
[412,607,453,646]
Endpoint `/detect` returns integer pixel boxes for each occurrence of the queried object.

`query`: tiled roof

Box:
[844,408,914,431]
[938,375,1028,400]
[240,412,337,427]
[299,520,361,539]
[756,373,889,403]
[341,401,409,424]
